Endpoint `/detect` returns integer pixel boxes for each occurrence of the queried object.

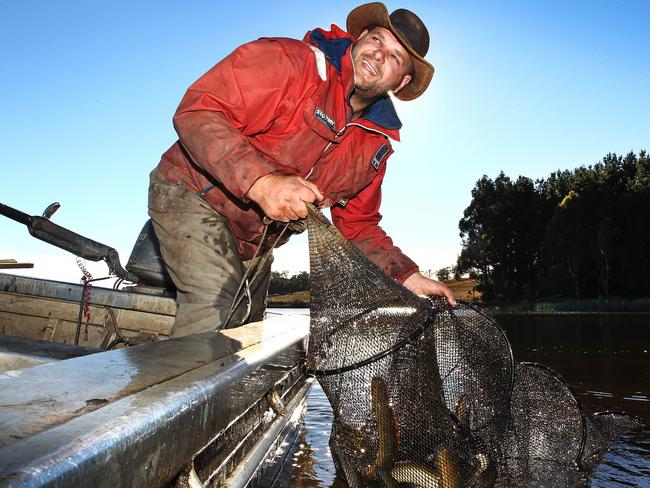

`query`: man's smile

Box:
[362,59,378,76]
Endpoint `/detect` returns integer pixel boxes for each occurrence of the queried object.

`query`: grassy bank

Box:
[268,278,481,308]
[484,298,650,314]
[268,290,310,308]
[444,278,481,301]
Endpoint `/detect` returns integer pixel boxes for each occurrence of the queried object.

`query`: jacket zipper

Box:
[339,121,391,139]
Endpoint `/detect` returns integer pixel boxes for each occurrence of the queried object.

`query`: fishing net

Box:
[305,207,643,487]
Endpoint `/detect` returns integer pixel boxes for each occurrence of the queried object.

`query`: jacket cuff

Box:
[238,163,278,202]
[394,264,420,284]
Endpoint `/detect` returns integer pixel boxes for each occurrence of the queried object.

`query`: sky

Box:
[1,1,649,286]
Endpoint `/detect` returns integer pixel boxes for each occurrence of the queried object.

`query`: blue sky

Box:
[1,1,649,284]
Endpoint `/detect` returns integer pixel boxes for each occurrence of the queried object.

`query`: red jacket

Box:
[156,25,419,282]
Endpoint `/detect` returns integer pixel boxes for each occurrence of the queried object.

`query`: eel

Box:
[392,461,442,487]
[367,376,400,487]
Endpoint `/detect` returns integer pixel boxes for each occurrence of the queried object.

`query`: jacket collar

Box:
[306,25,402,138]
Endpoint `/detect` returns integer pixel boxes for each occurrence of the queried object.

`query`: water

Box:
[272,311,650,486]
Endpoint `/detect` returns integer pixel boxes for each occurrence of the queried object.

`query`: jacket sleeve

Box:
[172,39,295,200]
[330,163,419,283]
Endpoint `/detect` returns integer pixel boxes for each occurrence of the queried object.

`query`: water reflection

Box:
[495,313,650,421]
[274,312,650,487]
[273,382,336,487]
[591,426,650,485]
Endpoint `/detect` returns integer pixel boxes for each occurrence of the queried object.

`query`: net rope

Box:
[305,207,643,488]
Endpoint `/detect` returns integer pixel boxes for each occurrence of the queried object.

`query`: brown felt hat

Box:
[346,2,434,101]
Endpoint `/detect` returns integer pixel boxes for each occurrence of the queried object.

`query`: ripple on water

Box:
[590,427,650,486]
[585,390,614,399]
[622,394,649,402]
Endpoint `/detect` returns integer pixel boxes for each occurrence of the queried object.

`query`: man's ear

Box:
[393,74,412,95]
[357,28,369,39]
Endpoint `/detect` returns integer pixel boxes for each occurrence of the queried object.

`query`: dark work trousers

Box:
[148,169,273,337]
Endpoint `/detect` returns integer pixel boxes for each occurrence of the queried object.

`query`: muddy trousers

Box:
[148,169,272,337]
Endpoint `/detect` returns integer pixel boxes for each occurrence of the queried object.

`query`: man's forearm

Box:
[171,39,299,201]
[174,110,277,200]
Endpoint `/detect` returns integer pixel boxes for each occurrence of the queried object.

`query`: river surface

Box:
[270,310,650,487]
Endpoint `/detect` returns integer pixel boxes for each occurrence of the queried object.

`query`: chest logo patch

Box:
[315,107,336,132]
[372,144,390,170]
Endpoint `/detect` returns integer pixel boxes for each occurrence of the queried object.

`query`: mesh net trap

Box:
[305,207,644,488]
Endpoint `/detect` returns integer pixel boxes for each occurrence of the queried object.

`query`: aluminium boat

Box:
[0,202,311,487]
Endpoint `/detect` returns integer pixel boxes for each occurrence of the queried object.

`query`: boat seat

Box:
[126,220,175,290]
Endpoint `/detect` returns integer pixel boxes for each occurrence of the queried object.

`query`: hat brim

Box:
[346,2,434,101]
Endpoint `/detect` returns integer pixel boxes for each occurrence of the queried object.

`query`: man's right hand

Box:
[247,174,323,222]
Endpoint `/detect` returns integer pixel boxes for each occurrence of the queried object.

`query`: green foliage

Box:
[457,151,650,301]
[435,267,451,281]
[458,172,545,300]
[269,270,310,295]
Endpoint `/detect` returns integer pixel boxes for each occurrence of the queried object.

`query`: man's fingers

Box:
[248,174,324,222]
[291,202,309,219]
[298,179,324,202]
[276,199,306,221]
[439,284,457,306]
[294,185,317,205]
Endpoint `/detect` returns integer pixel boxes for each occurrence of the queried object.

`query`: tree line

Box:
[456,151,650,301]
[269,271,310,295]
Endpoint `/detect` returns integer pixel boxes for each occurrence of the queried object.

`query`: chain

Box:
[76,257,93,342]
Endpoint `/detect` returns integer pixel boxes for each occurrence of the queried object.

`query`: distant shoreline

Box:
[268,290,310,308]
[268,278,650,313]
[268,278,481,308]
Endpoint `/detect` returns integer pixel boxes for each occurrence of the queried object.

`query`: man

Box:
[149,2,456,337]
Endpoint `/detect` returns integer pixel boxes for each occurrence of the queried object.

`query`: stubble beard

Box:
[354,79,388,104]
[353,59,390,106]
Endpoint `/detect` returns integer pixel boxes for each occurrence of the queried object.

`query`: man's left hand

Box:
[403,272,457,306]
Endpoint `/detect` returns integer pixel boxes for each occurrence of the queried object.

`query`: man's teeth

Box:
[364,60,377,75]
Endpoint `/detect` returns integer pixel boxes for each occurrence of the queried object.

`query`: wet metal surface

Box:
[224,379,314,487]
[0,313,309,487]
[0,351,51,372]
[0,334,97,360]
[0,335,97,372]
[194,353,307,485]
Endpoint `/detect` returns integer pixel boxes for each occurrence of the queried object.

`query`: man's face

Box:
[351,27,413,100]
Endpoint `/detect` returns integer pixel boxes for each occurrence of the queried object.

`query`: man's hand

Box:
[247,174,324,221]
[403,272,457,306]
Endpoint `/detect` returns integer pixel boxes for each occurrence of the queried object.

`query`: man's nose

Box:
[372,48,385,63]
